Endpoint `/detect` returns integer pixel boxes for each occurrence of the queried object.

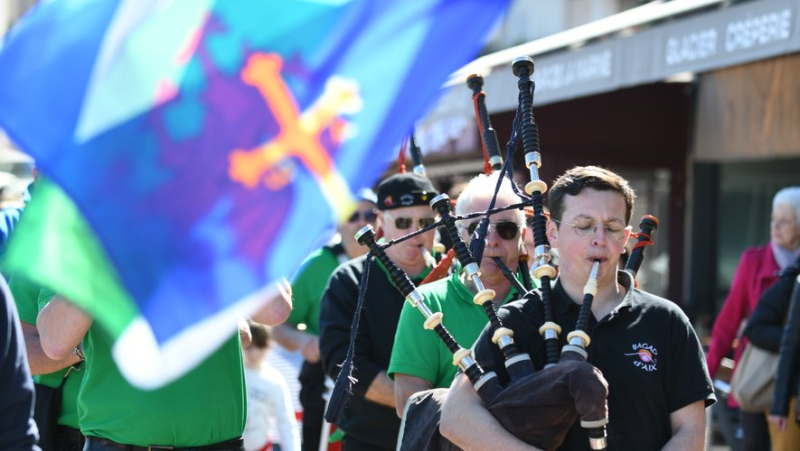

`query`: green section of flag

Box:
[3,180,138,339]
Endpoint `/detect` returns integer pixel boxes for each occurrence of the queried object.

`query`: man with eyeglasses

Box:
[389,172,527,418]
[319,173,438,451]
[273,188,377,451]
[441,166,714,451]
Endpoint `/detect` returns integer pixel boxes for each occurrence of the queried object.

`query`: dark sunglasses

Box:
[348,209,378,224]
[467,220,520,240]
[389,215,437,230]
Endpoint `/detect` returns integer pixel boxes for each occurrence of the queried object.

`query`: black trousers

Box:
[740,410,771,451]
[83,436,244,451]
[299,361,326,451]
[341,435,393,451]
[53,425,84,451]
[711,388,742,450]
[299,376,325,451]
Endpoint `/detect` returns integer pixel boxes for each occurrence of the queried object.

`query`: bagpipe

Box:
[397,132,428,177]
[325,56,660,451]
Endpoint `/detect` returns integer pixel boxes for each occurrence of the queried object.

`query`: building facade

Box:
[415,0,800,328]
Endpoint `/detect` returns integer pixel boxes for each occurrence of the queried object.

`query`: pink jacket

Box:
[706,245,779,406]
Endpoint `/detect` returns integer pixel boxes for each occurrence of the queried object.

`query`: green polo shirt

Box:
[78,326,245,446]
[388,270,523,388]
[288,246,342,335]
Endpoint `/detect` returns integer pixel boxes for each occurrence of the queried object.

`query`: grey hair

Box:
[455,172,525,230]
[773,186,800,222]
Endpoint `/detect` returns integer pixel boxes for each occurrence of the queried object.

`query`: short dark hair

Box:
[248,320,271,349]
[548,166,635,223]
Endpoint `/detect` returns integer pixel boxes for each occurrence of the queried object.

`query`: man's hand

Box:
[238,318,252,348]
[300,335,320,363]
[769,414,788,433]
[251,278,293,326]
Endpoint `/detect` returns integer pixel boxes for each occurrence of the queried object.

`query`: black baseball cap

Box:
[376,173,437,211]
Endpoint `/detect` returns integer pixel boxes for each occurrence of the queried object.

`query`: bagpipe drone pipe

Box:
[467,72,534,294]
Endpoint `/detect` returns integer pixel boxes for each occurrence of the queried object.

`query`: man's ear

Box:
[519,227,529,254]
[373,212,384,241]
[622,226,633,248]
[546,218,558,248]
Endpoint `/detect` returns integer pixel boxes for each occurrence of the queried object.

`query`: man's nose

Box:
[590,225,608,244]
[411,228,428,242]
[485,227,502,247]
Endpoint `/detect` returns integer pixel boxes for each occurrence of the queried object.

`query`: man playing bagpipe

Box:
[319,173,438,451]
[440,166,715,450]
[389,171,528,417]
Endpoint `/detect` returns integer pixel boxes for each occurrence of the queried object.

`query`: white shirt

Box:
[243,365,300,451]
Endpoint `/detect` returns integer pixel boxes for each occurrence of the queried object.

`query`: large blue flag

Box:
[0,0,508,387]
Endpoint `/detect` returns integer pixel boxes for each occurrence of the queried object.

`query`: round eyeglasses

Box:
[552,218,631,241]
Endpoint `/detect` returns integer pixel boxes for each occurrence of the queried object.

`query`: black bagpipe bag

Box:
[400,352,608,451]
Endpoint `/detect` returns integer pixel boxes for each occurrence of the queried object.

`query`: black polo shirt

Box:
[319,256,430,451]
[473,271,715,451]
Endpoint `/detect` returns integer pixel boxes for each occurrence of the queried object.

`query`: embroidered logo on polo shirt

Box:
[625,342,658,372]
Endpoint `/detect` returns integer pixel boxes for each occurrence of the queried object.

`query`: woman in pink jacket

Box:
[707,187,800,451]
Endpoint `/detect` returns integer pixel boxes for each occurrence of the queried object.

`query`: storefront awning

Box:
[417,0,800,153]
